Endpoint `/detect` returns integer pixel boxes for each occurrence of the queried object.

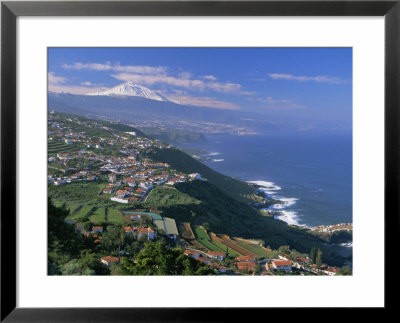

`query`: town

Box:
[48,112,351,276]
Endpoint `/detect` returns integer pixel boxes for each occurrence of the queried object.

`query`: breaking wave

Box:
[251,179,305,227]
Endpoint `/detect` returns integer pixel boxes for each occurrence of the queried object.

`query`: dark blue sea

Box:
[179,133,352,228]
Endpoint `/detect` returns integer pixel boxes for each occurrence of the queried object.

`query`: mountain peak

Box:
[87,82,170,102]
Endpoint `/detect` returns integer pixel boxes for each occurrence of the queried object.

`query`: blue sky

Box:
[48,48,352,130]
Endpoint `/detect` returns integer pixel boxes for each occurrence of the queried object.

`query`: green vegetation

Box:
[209,239,241,257]
[48,199,110,275]
[70,205,95,222]
[119,240,215,275]
[48,140,81,155]
[89,207,106,225]
[193,227,226,253]
[48,112,350,270]
[336,266,352,275]
[143,185,201,208]
[48,181,107,209]
[234,240,275,258]
[145,147,256,203]
[107,208,124,225]
[153,180,346,266]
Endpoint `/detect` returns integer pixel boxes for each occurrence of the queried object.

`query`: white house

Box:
[136,227,156,240]
[140,182,153,190]
[207,251,225,261]
[270,260,292,273]
[110,197,129,204]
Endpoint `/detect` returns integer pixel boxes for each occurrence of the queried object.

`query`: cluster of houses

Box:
[310,223,353,233]
[184,249,227,273]
[49,167,100,185]
[230,253,339,275]
[48,114,206,204]
[123,226,157,240]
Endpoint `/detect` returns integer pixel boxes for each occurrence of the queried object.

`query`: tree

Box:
[59,259,96,275]
[278,245,290,255]
[79,250,110,275]
[336,266,352,276]
[100,225,123,255]
[120,240,215,276]
[202,222,210,231]
[48,198,80,263]
[316,249,323,269]
[310,247,317,264]
[84,222,93,232]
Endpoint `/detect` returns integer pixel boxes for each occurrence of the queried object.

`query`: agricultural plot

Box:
[193,227,225,253]
[107,208,124,225]
[48,140,79,154]
[188,240,208,252]
[212,234,257,257]
[233,239,274,257]
[70,205,95,221]
[178,222,195,240]
[209,238,241,257]
[89,207,106,225]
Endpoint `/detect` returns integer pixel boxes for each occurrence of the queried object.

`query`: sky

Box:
[48,48,352,132]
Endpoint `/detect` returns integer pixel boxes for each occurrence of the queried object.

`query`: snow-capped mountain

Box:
[88,82,170,102]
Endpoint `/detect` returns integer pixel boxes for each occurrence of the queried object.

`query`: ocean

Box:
[179,133,352,228]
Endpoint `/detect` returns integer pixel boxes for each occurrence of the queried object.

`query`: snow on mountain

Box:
[87,82,170,102]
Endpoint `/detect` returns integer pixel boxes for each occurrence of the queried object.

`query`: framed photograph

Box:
[1,0,398,320]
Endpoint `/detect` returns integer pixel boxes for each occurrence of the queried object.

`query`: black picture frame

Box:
[1,0,399,321]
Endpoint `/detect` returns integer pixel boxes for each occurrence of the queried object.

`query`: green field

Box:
[48,182,108,205]
[193,227,226,253]
[107,208,124,225]
[89,207,106,225]
[234,240,276,257]
[209,239,241,257]
[69,205,95,221]
[48,140,80,154]
[143,186,200,208]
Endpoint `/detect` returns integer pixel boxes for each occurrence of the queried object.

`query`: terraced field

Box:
[188,240,208,252]
[233,239,276,257]
[48,140,79,154]
[208,237,241,257]
[212,234,257,257]
[178,222,195,240]
[193,227,226,253]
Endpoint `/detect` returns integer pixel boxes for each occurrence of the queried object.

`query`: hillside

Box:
[145,147,256,203]
[141,180,346,267]
[48,111,348,268]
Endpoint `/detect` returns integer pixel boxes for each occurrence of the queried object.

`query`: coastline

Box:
[177,137,353,256]
[178,132,352,228]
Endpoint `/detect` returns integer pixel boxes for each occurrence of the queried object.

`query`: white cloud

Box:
[268,73,347,84]
[48,72,67,85]
[62,61,252,95]
[163,90,240,110]
[48,84,109,95]
[110,72,251,95]
[80,81,104,87]
[62,62,167,75]
[203,75,217,81]
[110,73,206,90]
